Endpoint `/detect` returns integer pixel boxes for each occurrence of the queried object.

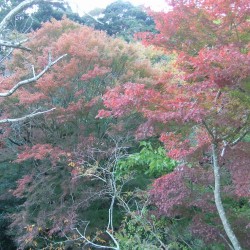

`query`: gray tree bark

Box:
[212,143,242,250]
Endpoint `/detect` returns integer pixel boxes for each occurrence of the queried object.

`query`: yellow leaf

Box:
[68,162,76,167]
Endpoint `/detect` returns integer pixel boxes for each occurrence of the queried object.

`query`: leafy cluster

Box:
[117,141,176,178]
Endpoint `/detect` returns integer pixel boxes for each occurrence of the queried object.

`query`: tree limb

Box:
[0,0,63,33]
[0,38,31,51]
[202,119,214,139]
[0,0,39,33]
[0,53,67,97]
[82,11,104,25]
[72,226,119,250]
[229,128,249,146]
[212,142,242,250]
[0,108,55,124]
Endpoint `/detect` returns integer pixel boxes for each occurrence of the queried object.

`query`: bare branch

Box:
[0,0,39,33]
[72,226,119,250]
[0,0,63,33]
[202,119,214,139]
[219,233,234,250]
[0,108,55,124]
[73,173,107,183]
[82,11,104,25]
[229,128,249,146]
[0,48,13,64]
[105,230,120,250]
[0,53,67,97]
[215,89,222,103]
[0,38,31,51]
[220,141,228,157]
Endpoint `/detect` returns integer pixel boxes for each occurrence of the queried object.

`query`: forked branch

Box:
[0,0,35,32]
[0,53,67,97]
[0,0,62,33]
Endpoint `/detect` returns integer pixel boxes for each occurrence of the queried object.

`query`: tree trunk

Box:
[212,143,242,250]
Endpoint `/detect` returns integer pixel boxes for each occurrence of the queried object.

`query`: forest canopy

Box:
[0,0,249,249]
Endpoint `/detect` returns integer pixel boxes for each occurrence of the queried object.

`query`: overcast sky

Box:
[67,0,168,15]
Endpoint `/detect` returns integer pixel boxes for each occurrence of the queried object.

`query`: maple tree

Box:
[1,17,165,248]
[99,0,250,249]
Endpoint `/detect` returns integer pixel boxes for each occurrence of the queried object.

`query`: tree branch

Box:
[0,0,39,33]
[82,11,104,25]
[0,48,13,64]
[0,38,31,51]
[0,0,63,33]
[229,128,249,146]
[0,53,67,97]
[72,226,119,250]
[202,119,214,139]
[212,143,242,250]
[0,108,55,124]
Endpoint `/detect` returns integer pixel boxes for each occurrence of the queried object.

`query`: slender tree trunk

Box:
[212,143,242,250]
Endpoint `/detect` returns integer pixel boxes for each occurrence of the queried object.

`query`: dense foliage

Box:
[82,1,156,41]
[0,0,249,249]
[0,15,166,249]
[100,0,250,249]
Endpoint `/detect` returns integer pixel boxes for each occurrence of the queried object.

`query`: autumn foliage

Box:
[2,17,166,248]
[1,1,250,249]
[98,0,250,248]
